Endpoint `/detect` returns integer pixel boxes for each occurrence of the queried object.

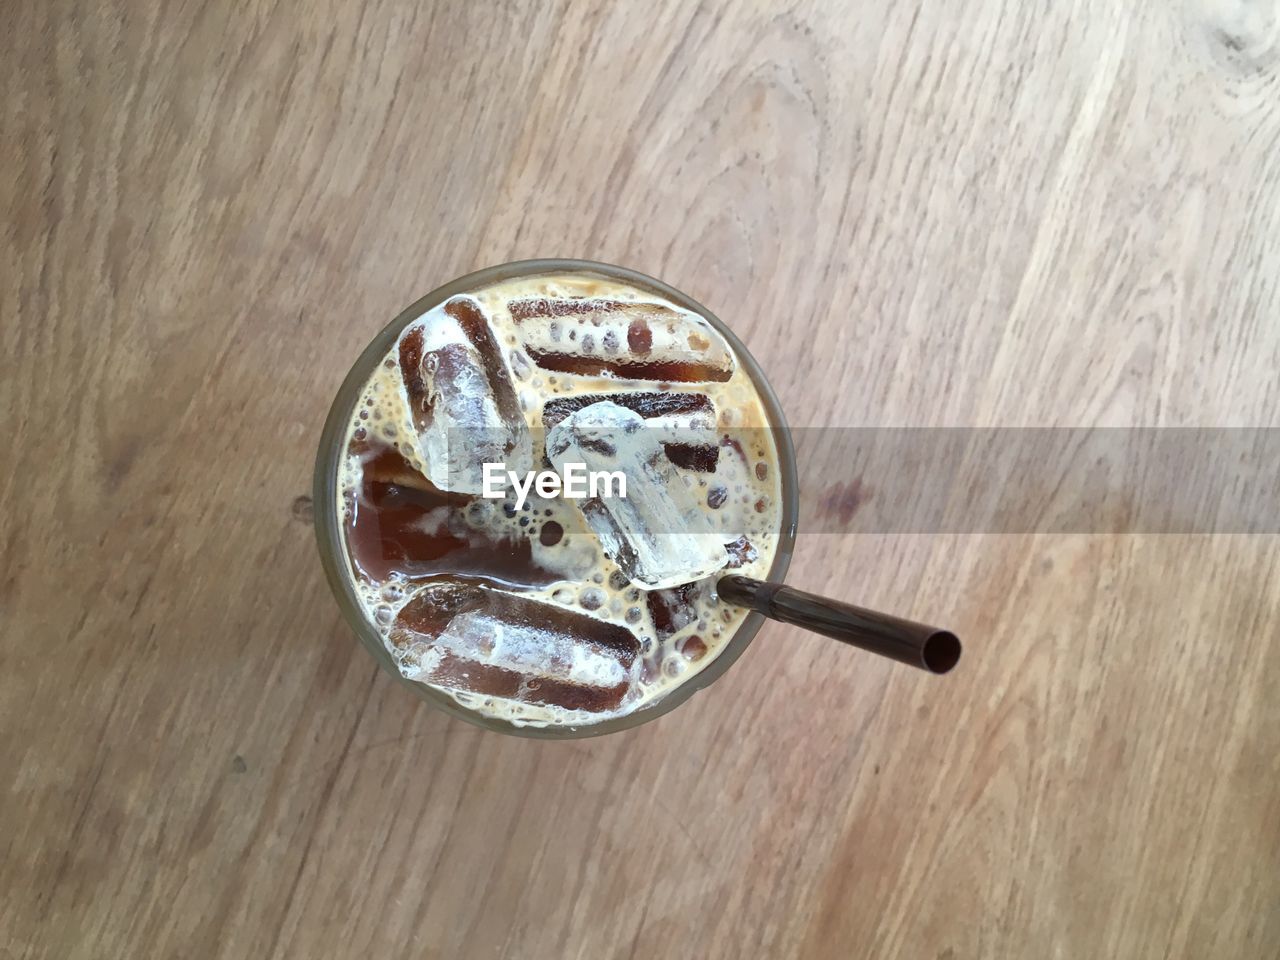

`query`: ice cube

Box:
[546,401,730,589]
[509,297,734,382]
[646,581,705,641]
[399,296,532,493]
[541,391,713,430]
[390,578,641,713]
[723,535,758,568]
[542,391,719,471]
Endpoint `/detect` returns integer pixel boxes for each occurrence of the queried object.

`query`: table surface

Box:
[5,2,1279,958]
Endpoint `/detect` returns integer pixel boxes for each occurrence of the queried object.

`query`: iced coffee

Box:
[336,269,784,728]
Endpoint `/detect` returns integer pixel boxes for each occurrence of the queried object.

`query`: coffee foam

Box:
[338,272,783,728]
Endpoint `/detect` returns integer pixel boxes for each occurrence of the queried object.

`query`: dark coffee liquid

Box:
[345,439,562,589]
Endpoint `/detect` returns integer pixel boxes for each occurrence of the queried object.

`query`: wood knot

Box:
[817,477,872,527]
[291,494,314,523]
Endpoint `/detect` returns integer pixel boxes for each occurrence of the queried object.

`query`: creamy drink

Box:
[333,268,785,729]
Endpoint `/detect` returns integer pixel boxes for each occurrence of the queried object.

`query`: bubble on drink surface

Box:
[677,635,708,662]
[579,587,606,611]
[625,606,642,624]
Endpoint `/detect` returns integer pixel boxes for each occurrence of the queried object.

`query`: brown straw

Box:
[717,575,961,674]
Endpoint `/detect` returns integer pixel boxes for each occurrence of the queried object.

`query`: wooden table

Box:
[5,2,1278,957]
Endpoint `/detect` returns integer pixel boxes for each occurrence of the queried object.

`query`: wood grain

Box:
[4,1,1279,957]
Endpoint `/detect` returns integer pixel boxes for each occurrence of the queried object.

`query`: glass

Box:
[313,259,799,738]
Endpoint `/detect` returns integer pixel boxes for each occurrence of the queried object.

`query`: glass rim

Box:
[313,258,799,739]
